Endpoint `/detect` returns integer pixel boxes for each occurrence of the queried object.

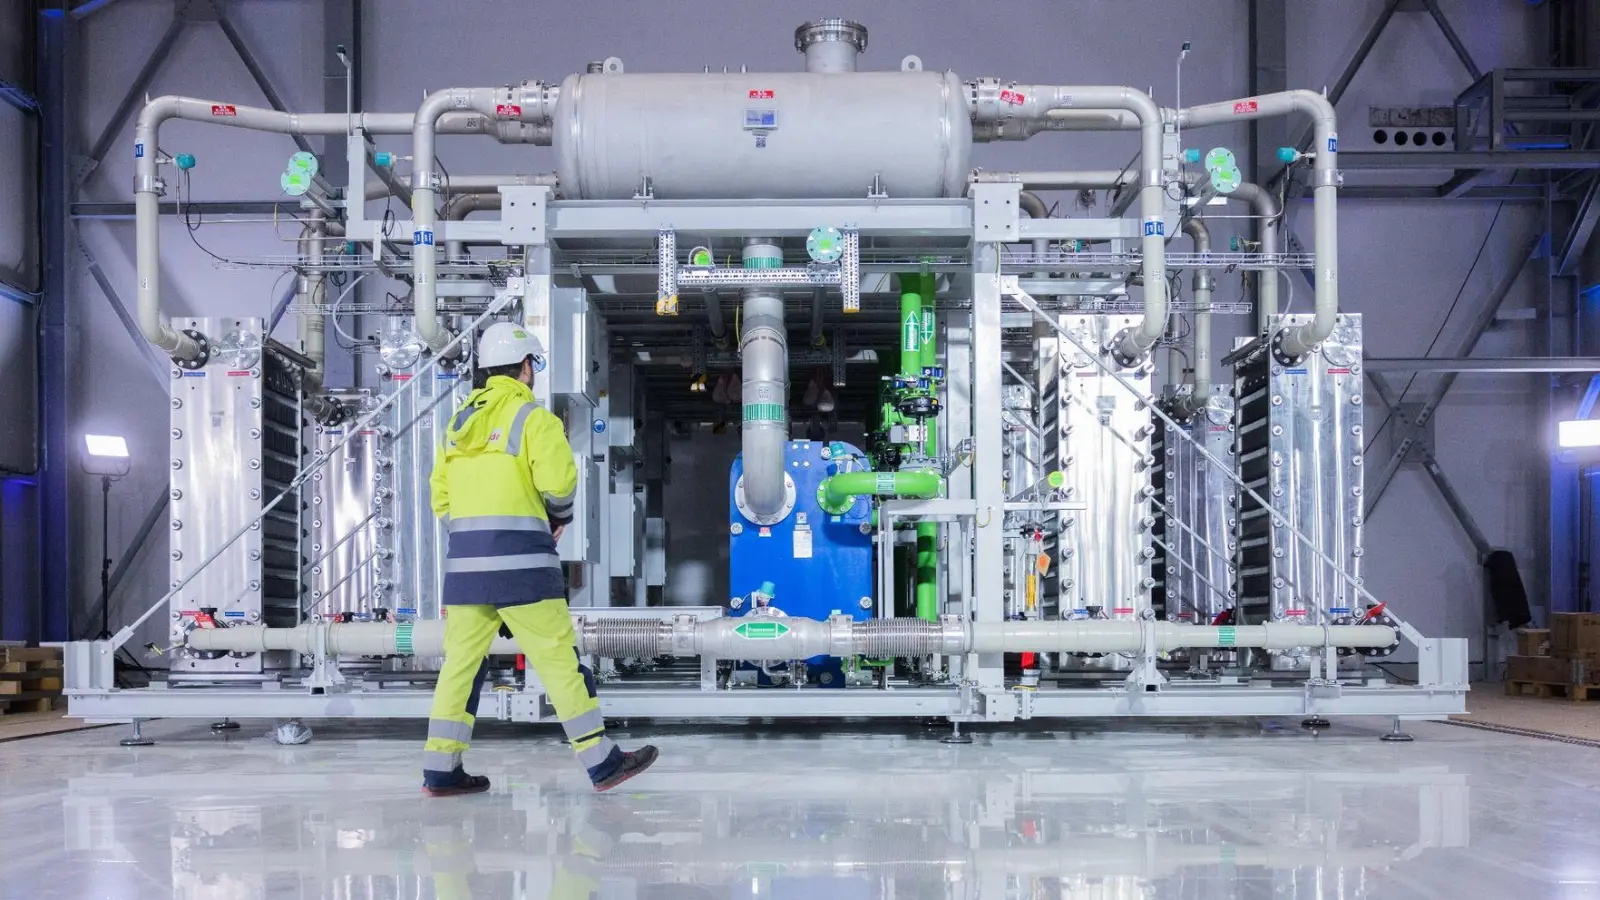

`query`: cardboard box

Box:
[1551,614,1600,656]
[1507,654,1595,685]
[1515,628,1550,657]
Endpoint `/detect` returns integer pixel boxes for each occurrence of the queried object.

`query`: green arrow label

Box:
[1218,625,1236,647]
[902,311,921,353]
[735,620,790,640]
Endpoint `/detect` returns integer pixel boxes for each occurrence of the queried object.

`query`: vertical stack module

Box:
[168,317,304,677]
[1001,382,1046,619]
[375,361,467,624]
[308,394,379,621]
[1038,315,1154,625]
[1151,388,1237,624]
[1232,314,1365,644]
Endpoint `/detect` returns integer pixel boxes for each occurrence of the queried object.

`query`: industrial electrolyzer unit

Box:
[66,18,1468,733]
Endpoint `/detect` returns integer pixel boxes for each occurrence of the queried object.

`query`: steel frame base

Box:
[68,679,1464,724]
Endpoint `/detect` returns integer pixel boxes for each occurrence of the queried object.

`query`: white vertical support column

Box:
[969,184,1013,707]
[944,314,973,681]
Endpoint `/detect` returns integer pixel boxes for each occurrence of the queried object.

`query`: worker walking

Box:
[422,322,658,797]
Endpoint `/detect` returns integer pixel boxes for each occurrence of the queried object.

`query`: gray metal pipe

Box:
[807,287,825,348]
[1018,190,1049,279]
[133,96,555,361]
[972,108,1143,140]
[1179,92,1337,361]
[970,84,1166,363]
[1173,218,1213,417]
[703,290,729,344]
[1230,182,1282,327]
[364,172,559,203]
[183,615,1397,659]
[739,238,790,522]
[972,169,1137,190]
[410,84,558,355]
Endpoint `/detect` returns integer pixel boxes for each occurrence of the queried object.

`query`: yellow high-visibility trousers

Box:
[421,599,620,785]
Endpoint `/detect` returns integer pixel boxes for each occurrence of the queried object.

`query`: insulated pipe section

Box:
[1230,182,1282,325]
[1173,218,1213,418]
[184,616,1397,659]
[739,238,790,522]
[969,84,1167,363]
[1178,92,1337,361]
[410,85,557,354]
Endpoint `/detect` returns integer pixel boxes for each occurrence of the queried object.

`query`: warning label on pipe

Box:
[211,104,237,116]
[1232,100,1258,115]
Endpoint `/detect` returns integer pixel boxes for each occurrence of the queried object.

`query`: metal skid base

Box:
[68,677,1465,725]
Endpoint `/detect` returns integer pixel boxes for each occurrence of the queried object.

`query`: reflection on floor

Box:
[2,716,1599,899]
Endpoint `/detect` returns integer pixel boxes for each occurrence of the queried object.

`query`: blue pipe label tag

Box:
[1286,368,1307,375]
[223,610,245,618]
[182,371,207,377]
[1327,134,1339,153]
[413,229,434,246]
[743,109,778,130]
[1143,217,1165,237]
[134,143,144,159]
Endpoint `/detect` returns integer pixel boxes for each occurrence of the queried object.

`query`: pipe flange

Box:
[1107,327,1145,368]
[1358,612,1401,658]
[795,18,868,54]
[173,329,212,370]
[734,472,798,527]
[1269,329,1306,367]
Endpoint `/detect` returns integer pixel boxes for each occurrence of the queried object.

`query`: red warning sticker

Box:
[226,370,251,377]
[393,374,413,382]
[748,89,774,100]
[1328,367,1351,374]
[1284,608,1308,616]
[999,89,1026,106]
[1112,607,1134,615]
[211,104,237,116]
[1233,100,1259,115]
[495,103,522,118]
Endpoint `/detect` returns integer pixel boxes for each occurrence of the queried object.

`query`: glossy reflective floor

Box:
[2,715,1598,899]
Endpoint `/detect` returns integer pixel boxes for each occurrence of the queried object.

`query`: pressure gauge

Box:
[281,169,312,196]
[216,329,262,370]
[1209,165,1241,194]
[379,328,423,370]
[687,245,714,268]
[288,151,320,177]
[806,226,845,264]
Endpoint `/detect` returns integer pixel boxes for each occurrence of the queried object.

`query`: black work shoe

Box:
[593,745,658,792]
[422,772,491,797]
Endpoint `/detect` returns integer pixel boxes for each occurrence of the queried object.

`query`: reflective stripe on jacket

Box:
[430,375,578,605]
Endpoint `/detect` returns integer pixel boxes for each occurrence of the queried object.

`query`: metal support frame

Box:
[79,244,171,385]
[1556,178,1600,276]
[36,8,70,642]
[79,0,317,187]
[1365,237,1539,515]
[1248,0,1288,184]
[1364,356,1600,373]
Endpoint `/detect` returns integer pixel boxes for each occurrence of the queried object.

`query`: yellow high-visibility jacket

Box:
[430,375,577,606]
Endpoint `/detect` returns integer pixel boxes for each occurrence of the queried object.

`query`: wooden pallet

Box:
[0,647,62,715]
[1506,679,1600,702]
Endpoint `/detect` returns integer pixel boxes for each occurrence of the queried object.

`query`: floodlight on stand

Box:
[83,434,132,477]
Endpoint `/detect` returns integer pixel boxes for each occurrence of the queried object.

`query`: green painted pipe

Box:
[898,275,924,379]
[914,271,940,622]
[818,471,941,510]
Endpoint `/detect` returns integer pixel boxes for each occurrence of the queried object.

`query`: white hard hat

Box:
[477,322,546,371]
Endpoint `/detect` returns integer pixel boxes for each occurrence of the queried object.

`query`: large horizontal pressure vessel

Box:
[553,71,972,200]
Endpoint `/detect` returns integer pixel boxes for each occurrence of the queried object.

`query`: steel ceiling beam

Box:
[37,6,71,641]
[70,0,129,18]
[71,200,303,218]
[1338,150,1600,169]
[1364,357,1600,373]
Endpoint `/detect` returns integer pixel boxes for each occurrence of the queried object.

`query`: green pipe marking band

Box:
[743,403,785,423]
[1217,625,1236,647]
[395,623,414,655]
[744,256,783,269]
[875,473,896,493]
